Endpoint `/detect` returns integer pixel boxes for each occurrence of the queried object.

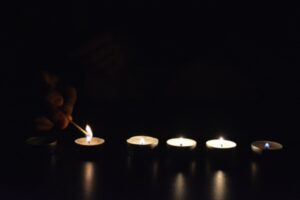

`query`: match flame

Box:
[139,137,145,145]
[85,125,93,143]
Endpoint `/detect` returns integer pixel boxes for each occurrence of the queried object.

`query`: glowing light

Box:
[212,170,227,200]
[264,142,270,149]
[179,137,184,146]
[82,162,95,200]
[251,141,282,154]
[139,137,145,145]
[206,138,236,149]
[219,137,224,148]
[85,125,93,143]
[126,135,159,147]
[173,173,186,200]
[167,137,197,148]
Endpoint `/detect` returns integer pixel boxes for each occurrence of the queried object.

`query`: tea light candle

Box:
[206,137,237,150]
[166,137,197,150]
[25,136,57,155]
[127,135,159,149]
[126,135,159,158]
[251,140,283,154]
[205,137,237,165]
[74,124,105,146]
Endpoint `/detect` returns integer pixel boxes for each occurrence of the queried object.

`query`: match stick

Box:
[70,120,88,136]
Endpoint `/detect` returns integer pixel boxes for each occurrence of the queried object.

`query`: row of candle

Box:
[74,125,283,154]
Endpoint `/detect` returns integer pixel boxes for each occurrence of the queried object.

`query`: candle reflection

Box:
[250,161,259,184]
[49,155,57,173]
[151,160,159,181]
[82,161,96,200]
[173,173,187,200]
[189,160,197,177]
[212,170,227,200]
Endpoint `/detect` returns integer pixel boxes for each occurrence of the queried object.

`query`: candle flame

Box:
[179,137,184,146]
[264,142,270,149]
[85,125,93,143]
[139,137,145,145]
[219,137,224,148]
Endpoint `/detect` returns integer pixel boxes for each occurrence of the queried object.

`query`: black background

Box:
[7,2,299,134]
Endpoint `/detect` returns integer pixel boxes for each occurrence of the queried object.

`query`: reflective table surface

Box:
[3,102,299,200]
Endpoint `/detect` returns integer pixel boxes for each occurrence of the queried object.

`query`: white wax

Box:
[127,135,159,147]
[75,137,105,146]
[166,137,197,148]
[206,138,236,149]
[251,140,283,154]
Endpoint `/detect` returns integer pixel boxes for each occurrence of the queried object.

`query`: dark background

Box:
[1,2,300,199]
[2,0,299,158]
[7,2,298,137]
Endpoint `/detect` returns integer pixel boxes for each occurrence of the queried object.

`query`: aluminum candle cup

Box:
[75,137,105,147]
[166,137,197,150]
[74,125,105,159]
[251,141,283,161]
[206,137,237,150]
[74,137,105,159]
[25,136,58,156]
[166,137,197,159]
[127,135,159,149]
[126,135,159,157]
[251,141,283,154]
[205,137,237,165]
[74,137,105,146]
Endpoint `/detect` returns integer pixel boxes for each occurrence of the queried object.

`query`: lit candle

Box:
[126,135,159,158]
[74,125,105,146]
[251,140,283,154]
[126,135,159,148]
[206,137,237,150]
[205,137,237,165]
[166,137,197,150]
